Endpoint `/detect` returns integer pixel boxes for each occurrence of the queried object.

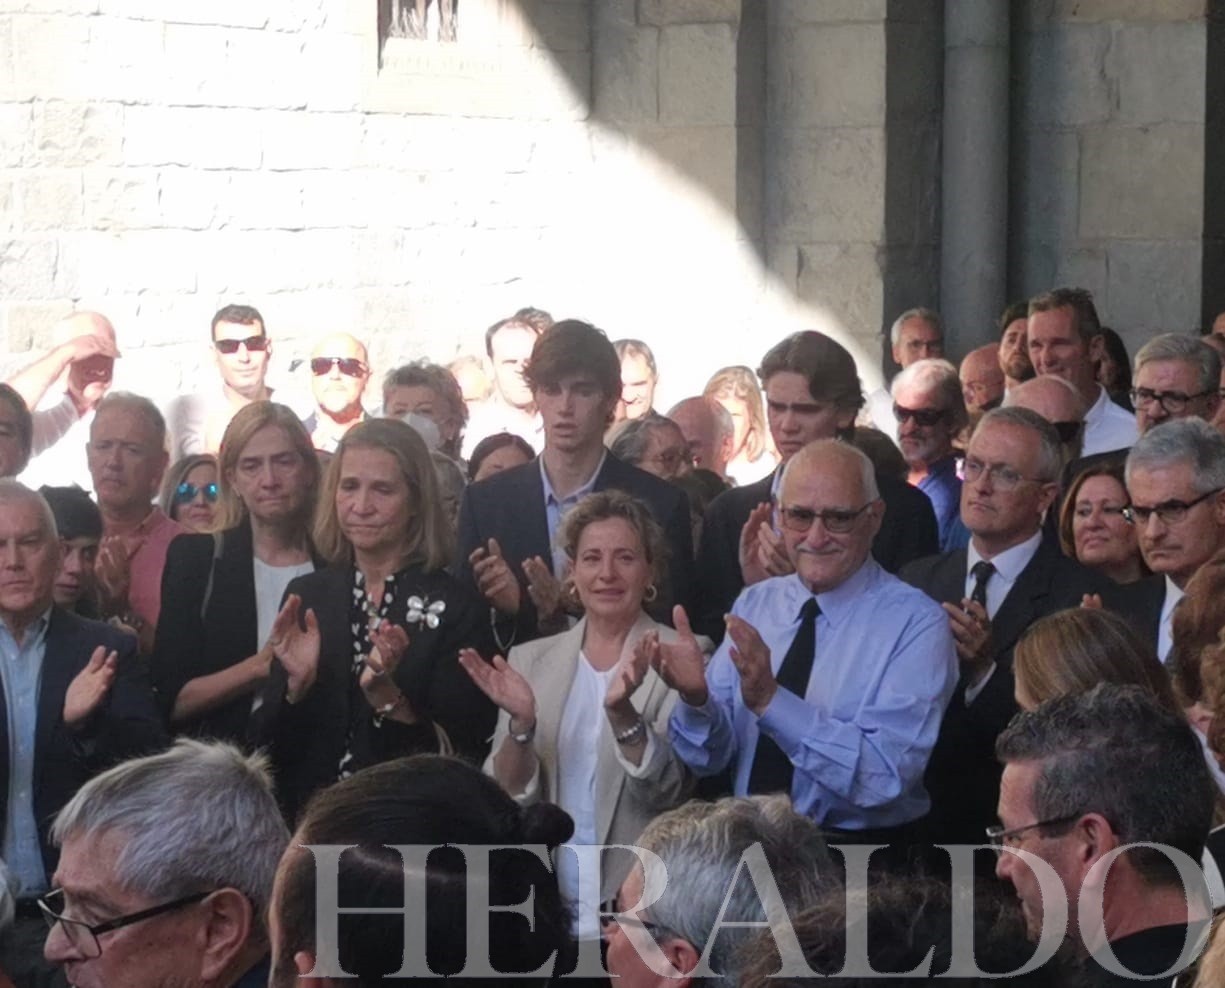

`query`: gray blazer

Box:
[484,612,696,901]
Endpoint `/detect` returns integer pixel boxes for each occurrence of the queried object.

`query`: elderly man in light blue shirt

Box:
[648,439,957,837]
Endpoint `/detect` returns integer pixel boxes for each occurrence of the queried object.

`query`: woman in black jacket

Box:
[152,401,322,744]
[262,417,496,820]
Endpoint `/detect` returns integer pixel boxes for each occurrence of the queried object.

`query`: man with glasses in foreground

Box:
[653,439,956,851]
[303,332,371,454]
[603,795,833,988]
[901,407,1115,851]
[166,304,277,458]
[1123,417,1225,664]
[41,739,287,988]
[993,684,1214,982]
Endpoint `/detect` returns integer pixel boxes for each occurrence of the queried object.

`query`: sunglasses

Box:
[893,404,946,427]
[174,482,219,504]
[214,336,269,354]
[310,357,368,378]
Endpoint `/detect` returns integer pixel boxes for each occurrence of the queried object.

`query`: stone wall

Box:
[1010,0,1210,353]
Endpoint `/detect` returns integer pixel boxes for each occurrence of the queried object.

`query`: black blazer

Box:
[694,469,940,641]
[152,524,325,745]
[900,539,1116,846]
[255,564,497,823]
[0,608,167,875]
[454,453,696,644]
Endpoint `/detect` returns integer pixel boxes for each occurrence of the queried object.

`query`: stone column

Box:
[940,0,1009,357]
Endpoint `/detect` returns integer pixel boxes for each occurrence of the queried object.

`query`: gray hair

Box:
[608,413,675,467]
[889,307,942,347]
[996,684,1214,887]
[51,739,289,933]
[1134,333,1222,395]
[890,358,968,431]
[0,480,58,541]
[92,391,168,452]
[973,406,1063,483]
[636,796,834,984]
[1125,417,1225,494]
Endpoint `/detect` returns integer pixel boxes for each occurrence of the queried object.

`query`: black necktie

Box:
[747,597,820,796]
[970,560,995,610]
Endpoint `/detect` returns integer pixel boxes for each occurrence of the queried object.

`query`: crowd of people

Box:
[0,293,1223,986]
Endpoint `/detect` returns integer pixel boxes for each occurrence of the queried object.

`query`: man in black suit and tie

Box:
[900,407,1113,849]
[0,481,166,987]
[455,320,694,647]
[695,331,938,641]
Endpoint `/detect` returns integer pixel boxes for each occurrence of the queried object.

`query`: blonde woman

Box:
[703,365,777,486]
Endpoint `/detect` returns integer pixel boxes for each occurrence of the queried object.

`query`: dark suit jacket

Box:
[152,524,324,745]
[454,453,696,645]
[0,608,167,875]
[899,539,1115,846]
[694,468,940,641]
[255,564,497,823]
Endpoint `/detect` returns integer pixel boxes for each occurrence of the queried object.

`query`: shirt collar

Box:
[0,606,53,646]
[968,529,1043,584]
[790,556,879,628]
[540,450,606,507]
[1083,384,1110,426]
[1161,576,1185,624]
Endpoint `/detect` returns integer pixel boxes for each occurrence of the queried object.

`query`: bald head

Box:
[51,311,116,349]
[781,439,879,505]
[666,396,734,477]
[310,333,370,420]
[960,344,1005,414]
[311,333,368,365]
[1004,375,1086,425]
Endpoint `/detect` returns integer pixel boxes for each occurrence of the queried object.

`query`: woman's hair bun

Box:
[520,802,575,850]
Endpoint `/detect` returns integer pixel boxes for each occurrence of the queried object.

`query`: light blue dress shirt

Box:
[540,452,605,577]
[0,611,51,896]
[669,559,958,829]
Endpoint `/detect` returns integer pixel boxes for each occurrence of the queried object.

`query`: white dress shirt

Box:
[1081,385,1138,457]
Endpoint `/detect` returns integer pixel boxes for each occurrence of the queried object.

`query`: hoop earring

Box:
[563,581,581,609]
[643,584,658,603]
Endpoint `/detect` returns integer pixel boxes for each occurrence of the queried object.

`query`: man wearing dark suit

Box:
[456,320,694,648]
[0,482,166,988]
[696,331,938,641]
[900,407,1113,849]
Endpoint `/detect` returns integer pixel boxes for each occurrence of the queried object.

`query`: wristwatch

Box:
[509,720,536,744]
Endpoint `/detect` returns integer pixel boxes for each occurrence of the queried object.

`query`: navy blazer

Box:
[900,539,1116,846]
[694,468,940,641]
[0,608,167,876]
[454,453,696,644]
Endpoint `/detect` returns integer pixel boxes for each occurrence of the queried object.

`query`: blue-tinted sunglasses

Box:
[175,482,219,504]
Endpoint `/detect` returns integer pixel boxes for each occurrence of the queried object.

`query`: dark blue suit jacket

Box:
[454,453,695,645]
[0,607,167,876]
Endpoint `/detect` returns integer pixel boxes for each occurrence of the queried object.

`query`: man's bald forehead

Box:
[311,333,368,362]
[52,311,115,346]
[781,439,876,500]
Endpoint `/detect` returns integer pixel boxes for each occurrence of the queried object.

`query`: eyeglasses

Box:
[39,888,211,959]
[1074,502,1133,525]
[649,449,693,470]
[1129,387,1214,414]
[1127,488,1222,526]
[598,899,676,942]
[778,503,873,535]
[310,357,368,378]
[1051,421,1082,444]
[214,336,269,355]
[985,814,1080,853]
[962,457,1047,492]
[174,482,218,504]
[893,404,946,427]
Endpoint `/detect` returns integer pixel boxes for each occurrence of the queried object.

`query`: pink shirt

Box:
[125,508,186,632]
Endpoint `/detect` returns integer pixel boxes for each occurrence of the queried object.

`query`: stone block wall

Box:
[1010,0,1209,352]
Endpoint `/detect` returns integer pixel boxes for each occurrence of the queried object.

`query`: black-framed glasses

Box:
[310,357,368,378]
[984,814,1080,854]
[778,503,873,535]
[962,457,1047,492]
[1127,488,1223,526]
[598,899,677,942]
[1129,387,1214,415]
[39,888,211,959]
[893,404,946,427]
[174,482,218,505]
[214,335,269,355]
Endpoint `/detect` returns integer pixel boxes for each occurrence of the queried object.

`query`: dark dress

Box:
[252,562,497,822]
